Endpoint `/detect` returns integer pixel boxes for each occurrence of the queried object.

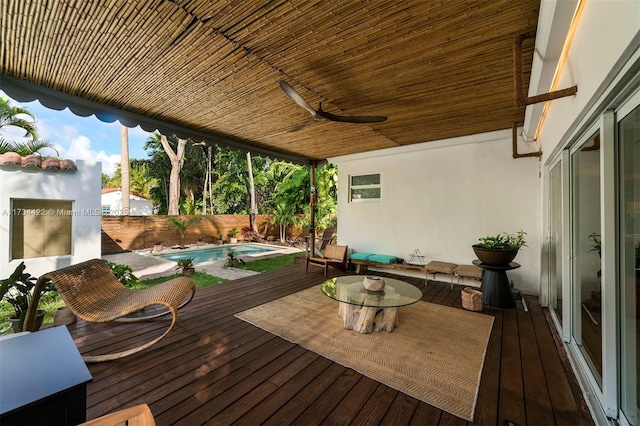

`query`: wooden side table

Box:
[0,326,93,425]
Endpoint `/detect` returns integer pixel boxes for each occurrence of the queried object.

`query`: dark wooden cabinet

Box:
[0,326,92,425]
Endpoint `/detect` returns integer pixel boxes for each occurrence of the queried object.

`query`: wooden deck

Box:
[68,263,595,425]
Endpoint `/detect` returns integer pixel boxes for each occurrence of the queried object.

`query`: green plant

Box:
[167,216,202,248]
[175,258,195,270]
[107,262,139,288]
[476,230,527,249]
[588,232,601,257]
[1,262,53,330]
[228,227,241,238]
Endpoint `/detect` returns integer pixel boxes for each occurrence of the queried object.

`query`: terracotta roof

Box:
[0,152,77,171]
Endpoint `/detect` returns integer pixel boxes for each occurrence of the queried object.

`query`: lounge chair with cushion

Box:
[306,244,348,277]
[25,259,196,363]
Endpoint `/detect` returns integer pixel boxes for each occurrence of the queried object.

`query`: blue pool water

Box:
[157,244,279,264]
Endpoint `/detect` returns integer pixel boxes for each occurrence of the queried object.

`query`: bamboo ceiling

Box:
[0,0,539,163]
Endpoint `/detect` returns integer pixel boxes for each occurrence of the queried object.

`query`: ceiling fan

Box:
[278,80,387,132]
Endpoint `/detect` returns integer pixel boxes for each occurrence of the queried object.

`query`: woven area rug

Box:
[235,285,494,421]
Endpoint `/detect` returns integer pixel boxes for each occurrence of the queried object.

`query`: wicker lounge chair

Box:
[24,259,196,363]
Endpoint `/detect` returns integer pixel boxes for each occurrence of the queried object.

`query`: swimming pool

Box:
[156,244,280,264]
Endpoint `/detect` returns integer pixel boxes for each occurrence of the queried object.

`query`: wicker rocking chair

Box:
[24,259,196,363]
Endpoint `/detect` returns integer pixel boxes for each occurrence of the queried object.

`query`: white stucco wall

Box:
[101,191,154,215]
[0,160,102,278]
[538,0,640,160]
[330,129,541,295]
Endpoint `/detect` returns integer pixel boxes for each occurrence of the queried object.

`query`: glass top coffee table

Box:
[321,275,423,333]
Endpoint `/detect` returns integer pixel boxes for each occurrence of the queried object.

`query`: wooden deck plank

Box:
[517,296,556,426]
[498,303,526,425]
[263,362,348,425]
[380,393,419,425]
[472,306,502,426]
[60,263,594,425]
[321,377,382,425]
[409,402,442,425]
[529,296,594,425]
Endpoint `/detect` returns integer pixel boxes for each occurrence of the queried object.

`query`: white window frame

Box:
[349,173,381,203]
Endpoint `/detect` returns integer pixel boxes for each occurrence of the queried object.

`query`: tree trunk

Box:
[160,134,186,215]
[120,125,130,215]
[247,151,259,234]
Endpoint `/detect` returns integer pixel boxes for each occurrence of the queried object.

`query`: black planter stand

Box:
[473,260,520,308]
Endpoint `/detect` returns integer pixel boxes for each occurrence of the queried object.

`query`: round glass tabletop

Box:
[321,275,423,308]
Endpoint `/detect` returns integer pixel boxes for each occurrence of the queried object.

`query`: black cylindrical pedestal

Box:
[473,261,520,308]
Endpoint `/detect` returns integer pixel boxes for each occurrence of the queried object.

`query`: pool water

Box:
[157,244,279,264]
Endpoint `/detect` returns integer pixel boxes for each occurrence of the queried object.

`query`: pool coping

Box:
[105,242,303,281]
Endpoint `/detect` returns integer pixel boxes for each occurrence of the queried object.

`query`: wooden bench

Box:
[350,256,483,288]
[350,259,428,284]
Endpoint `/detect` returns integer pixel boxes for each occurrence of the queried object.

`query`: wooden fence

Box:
[101,214,307,253]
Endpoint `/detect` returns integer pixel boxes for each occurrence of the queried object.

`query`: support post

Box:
[309,161,317,258]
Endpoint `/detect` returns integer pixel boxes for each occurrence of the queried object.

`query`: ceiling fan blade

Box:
[318,109,387,123]
[279,80,317,117]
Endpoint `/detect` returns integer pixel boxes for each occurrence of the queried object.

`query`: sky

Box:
[0,90,152,176]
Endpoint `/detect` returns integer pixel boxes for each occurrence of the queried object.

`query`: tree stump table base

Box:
[321,275,423,334]
[338,303,399,333]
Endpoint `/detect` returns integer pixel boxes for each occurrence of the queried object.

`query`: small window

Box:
[350,173,381,202]
[11,199,73,260]
[102,205,111,215]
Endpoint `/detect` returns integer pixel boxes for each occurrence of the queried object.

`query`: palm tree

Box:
[167,217,201,248]
[272,201,295,242]
[0,97,38,140]
[0,96,57,156]
[246,151,259,234]
[120,125,130,215]
[0,138,58,156]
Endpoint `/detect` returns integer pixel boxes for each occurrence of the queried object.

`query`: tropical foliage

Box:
[167,216,202,248]
[134,132,338,238]
[0,96,58,156]
[0,97,38,139]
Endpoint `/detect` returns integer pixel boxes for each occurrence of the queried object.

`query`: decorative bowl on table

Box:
[363,276,385,291]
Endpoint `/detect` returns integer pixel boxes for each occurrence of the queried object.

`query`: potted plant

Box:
[228,227,240,244]
[167,217,202,249]
[472,230,527,265]
[1,262,52,332]
[175,258,196,276]
[153,240,163,253]
[196,237,205,246]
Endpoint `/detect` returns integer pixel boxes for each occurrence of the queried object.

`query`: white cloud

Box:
[58,135,121,176]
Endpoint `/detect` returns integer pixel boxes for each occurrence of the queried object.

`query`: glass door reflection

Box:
[572,132,602,385]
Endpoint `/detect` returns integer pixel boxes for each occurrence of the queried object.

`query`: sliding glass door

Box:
[619,102,640,425]
[571,131,603,386]
[549,162,563,323]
